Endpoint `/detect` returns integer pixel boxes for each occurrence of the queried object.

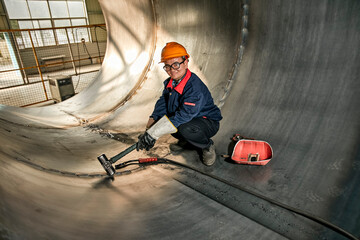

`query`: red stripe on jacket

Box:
[184,102,196,106]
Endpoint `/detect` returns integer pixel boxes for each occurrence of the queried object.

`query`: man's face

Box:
[163,57,188,81]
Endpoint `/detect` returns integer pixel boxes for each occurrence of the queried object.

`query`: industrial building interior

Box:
[0,0,106,107]
[0,0,359,240]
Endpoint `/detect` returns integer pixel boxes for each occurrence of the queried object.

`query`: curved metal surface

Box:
[0,0,359,239]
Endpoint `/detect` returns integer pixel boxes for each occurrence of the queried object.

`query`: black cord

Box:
[74,29,81,91]
[162,158,359,240]
[94,26,102,64]
[82,39,91,59]
[114,157,358,240]
[115,160,139,169]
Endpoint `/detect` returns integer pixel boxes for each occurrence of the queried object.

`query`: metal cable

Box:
[11,154,358,240]
[160,158,359,240]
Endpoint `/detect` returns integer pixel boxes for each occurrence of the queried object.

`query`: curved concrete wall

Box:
[0,0,359,239]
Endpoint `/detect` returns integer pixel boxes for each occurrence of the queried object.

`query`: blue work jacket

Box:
[151,69,222,127]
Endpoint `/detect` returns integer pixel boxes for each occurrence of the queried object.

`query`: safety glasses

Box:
[163,59,185,71]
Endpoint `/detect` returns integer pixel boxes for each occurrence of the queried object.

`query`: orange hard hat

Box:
[160,42,190,63]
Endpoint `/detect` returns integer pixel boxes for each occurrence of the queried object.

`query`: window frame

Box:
[4,0,90,49]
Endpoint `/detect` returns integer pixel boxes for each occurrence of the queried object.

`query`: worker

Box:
[137,42,222,166]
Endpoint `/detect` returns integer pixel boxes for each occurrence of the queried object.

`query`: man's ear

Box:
[185,59,189,67]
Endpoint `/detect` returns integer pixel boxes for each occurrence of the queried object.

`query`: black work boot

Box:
[202,143,216,166]
[169,139,188,152]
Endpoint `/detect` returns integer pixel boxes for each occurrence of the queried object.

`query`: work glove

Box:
[136,132,156,151]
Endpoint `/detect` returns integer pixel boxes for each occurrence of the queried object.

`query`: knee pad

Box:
[179,124,201,137]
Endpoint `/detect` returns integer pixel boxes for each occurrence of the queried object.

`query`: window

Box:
[4,0,89,48]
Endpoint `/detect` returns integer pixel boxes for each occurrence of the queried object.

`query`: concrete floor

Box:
[0,0,359,239]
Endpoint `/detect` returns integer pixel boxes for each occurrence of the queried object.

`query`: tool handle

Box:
[139,158,158,164]
[110,143,137,163]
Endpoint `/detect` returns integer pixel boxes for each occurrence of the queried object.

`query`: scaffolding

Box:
[0,24,106,107]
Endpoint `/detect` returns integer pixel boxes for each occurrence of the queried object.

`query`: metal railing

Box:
[0,24,106,107]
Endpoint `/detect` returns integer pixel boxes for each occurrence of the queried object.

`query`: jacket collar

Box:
[166,69,191,95]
